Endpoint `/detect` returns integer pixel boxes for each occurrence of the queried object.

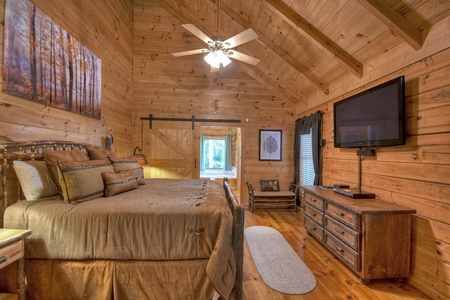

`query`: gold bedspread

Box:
[4,178,236,299]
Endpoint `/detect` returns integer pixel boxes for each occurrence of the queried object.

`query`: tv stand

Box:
[336,148,376,199]
[333,187,376,199]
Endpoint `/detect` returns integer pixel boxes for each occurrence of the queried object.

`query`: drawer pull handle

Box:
[335,210,345,217]
[0,256,6,264]
[334,247,345,254]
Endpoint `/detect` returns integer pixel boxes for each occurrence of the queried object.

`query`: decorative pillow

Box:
[57,158,114,204]
[102,170,138,197]
[43,149,90,195]
[87,146,116,160]
[260,179,280,192]
[108,156,145,185]
[13,160,58,201]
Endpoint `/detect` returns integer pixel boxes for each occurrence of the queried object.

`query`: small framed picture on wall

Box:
[259,130,282,161]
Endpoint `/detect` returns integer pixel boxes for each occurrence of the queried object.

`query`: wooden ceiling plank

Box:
[265,0,363,78]
[160,0,301,104]
[237,63,305,103]
[219,3,330,94]
[163,0,329,96]
[355,0,422,50]
[160,0,329,98]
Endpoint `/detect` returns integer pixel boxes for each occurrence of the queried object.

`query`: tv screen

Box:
[334,76,405,148]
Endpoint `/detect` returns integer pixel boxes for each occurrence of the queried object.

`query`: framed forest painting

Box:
[259,130,282,161]
[3,0,102,119]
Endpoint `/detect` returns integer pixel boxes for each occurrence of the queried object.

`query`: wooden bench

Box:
[246,182,298,213]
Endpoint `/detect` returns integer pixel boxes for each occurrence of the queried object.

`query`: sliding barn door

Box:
[142,122,200,179]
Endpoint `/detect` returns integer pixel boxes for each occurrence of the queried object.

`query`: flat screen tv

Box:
[334,76,405,148]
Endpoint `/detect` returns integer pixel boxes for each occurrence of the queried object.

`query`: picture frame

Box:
[259,130,282,161]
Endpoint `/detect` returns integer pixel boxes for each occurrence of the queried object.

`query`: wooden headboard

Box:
[0,140,105,227]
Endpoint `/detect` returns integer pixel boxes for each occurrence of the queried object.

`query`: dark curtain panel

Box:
[293,111,323,187]
[224,134,232,171]
[310,112,322,185]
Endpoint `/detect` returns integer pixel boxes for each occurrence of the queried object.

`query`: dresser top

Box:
[302,186,416,214]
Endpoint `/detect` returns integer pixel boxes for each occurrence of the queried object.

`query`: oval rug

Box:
[244,226,316,294]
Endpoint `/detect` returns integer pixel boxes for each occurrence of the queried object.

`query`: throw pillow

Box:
[260,179,280,192]
[43,149,90,195]
[13,160,58,201]
[102,170,138,197]
[57,158,114,204]
[108,156,145,185]
[87,146,116,160]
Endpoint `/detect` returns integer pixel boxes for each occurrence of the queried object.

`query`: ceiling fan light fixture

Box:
[204,50,231,68]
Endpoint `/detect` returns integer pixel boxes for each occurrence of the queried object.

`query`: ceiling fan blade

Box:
[172,48,209,57]
[228,50,260,65]
[210,65,220,73]
[223,28,259,48]
[181,24,214,45]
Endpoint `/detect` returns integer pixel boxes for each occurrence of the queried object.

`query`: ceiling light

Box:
[204,50,231,68]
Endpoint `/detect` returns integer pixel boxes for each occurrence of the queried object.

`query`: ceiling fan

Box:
[172,23,260,72]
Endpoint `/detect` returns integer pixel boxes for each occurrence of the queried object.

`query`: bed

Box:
[0,141,244,300]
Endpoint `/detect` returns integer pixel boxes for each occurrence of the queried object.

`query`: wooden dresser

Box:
[301,186,416,283]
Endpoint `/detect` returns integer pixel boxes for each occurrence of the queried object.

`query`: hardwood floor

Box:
[242,208,430,300]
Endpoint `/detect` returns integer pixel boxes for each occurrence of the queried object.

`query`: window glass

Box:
[203,138,225,169]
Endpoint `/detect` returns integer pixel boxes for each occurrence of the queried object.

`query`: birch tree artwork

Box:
[3,0,102,119]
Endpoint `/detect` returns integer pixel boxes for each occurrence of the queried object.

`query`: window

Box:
[203,138,225,169]
[200,132,235,178]
[300,128,314,186]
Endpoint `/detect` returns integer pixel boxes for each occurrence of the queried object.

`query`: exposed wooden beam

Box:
[356,0,422,50]
[265,0,363,78]
[218,3,329,95]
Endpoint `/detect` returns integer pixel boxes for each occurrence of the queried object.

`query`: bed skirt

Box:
[0,258,217,300]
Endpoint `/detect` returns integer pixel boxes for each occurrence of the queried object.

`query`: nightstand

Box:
[0,229,32,300]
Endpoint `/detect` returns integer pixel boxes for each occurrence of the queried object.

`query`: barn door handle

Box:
[194,159,197,169]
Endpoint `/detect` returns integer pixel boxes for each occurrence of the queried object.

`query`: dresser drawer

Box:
[325,232,360,272]
[305,204,324,226]
[325,202,359,230]
[0,240,24,270]
[325,215,360,251]
[304,193,325,211]
[304,216,324,242]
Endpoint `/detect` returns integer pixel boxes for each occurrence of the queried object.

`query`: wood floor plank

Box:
[243,209,430,300]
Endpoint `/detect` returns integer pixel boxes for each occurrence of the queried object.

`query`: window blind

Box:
[300,129,315,186]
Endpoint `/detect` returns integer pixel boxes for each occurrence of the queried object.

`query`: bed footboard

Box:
[223,178,244,300]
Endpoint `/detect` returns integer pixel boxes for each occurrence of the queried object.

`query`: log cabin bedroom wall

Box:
[0,0,449,299]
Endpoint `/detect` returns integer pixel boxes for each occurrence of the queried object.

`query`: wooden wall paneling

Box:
[0,0,134,156]
[133,0,296,202]
[298,15,450,299]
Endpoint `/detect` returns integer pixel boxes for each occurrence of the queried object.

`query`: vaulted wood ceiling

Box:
[160,0,450,104]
